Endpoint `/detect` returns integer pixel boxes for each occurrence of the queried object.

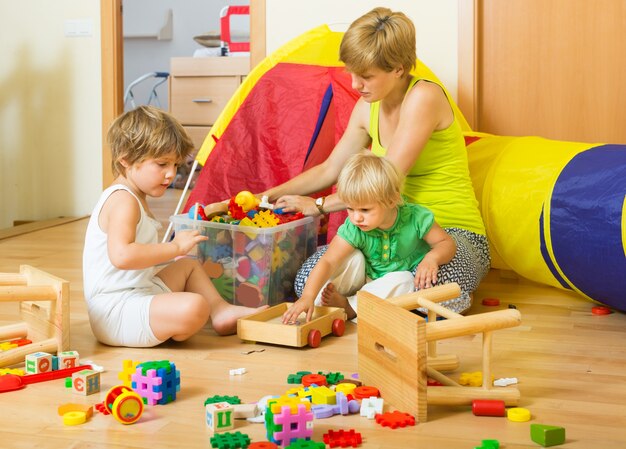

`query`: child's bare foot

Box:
[211,303,268,336]
[321,283,349,309]
[320,283,356,320]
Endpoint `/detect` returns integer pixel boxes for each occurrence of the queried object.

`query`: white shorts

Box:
[86,277,171,347]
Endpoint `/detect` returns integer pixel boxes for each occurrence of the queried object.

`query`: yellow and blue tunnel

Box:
[467,134,626,311]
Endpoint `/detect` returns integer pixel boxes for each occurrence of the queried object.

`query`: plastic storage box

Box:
[170,215,319,307]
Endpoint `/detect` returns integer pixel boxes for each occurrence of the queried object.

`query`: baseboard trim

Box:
[0,216,87,241]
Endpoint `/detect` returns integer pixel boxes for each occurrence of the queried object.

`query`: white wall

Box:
[265,0,459,100]
[123,0,250,110]
[0,0,102,229]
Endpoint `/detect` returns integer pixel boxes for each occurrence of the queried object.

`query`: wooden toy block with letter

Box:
[0,265,70,368]
[237,303,346,348]
[357,283,522,423]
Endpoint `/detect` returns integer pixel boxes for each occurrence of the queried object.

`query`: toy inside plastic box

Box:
[169,215,319,307]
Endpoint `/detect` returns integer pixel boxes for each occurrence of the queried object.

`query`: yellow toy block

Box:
[118,359,140,387]
[268,395,311,414]
[252,210,279,228]
[285,386,301,396]
[310,385,336,405]
[459,371,495,387]
[247,244,266,262]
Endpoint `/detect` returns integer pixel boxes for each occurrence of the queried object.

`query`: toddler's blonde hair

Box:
[337,152,403,208]
[107,105,194,176]
[339,7,416,77]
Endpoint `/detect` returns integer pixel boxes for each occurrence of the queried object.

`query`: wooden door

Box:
[459,0,626,143]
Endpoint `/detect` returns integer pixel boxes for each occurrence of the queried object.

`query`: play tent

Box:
[175,25,626,311]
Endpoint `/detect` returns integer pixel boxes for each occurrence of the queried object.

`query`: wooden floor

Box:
[1,189,625,448]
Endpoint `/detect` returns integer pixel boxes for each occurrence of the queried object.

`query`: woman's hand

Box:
[282,296,316,324]
[414,255,439,290]
[274,195,321,216]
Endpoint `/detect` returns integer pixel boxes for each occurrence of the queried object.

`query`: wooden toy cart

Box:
[0,265,70,368]
[358,283,522,423]
[237,303,346,348]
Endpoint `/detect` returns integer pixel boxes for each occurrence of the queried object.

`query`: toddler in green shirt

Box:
[282,152,456,323]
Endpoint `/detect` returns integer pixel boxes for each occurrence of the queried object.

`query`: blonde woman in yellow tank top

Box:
[262,7,490,313]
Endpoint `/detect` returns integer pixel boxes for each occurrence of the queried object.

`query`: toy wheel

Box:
[111,390,144,425]
[331,318,345,337]
[307,329,322,348]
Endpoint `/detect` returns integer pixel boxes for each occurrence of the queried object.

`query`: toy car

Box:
[237,303,347,348]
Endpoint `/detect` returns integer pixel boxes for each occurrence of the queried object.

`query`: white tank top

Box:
[82,185,163,300]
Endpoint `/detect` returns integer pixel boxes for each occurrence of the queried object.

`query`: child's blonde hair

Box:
[107,105,194,176]
[339,7,416,77]
[337,152,404,208]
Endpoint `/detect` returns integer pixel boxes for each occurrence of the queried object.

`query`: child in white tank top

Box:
[83,106,263,347]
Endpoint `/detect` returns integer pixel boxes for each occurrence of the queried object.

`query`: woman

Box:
[261,7,489,313]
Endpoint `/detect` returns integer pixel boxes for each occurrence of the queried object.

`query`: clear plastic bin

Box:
[170,214,319,307]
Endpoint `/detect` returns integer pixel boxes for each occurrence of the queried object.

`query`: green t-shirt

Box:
[336,203,434,280]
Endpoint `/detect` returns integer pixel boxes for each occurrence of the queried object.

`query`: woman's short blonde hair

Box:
[337,152,404,208]
[107,105,194,176]
[339,7,416,76]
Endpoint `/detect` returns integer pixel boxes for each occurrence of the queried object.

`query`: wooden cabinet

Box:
[169,57,249,150]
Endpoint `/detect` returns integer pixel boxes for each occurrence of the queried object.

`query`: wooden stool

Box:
[0,265,69,368]
[357,283,521,423]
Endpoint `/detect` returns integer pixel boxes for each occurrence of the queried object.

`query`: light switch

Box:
[65,19,93,37]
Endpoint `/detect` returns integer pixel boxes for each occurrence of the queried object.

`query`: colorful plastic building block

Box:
[323,429,363,448]
[493,377,518,387]
[206,401,235,433]
[131,360,180,405]
[360,396,384,419]
[311,391,360,419]
[118,359,140,387]
[210,431,251,449]
[530,424,566,447]
[283,439,325,449]
[71,369,100,395]
[476,439,499,449]
[271,403,314,446]
[375,410,416,429]
[319,371,344,385]
[309,385,335,404]
[287,371,312,384]
[205,395,242,406]
[459,371,494,387]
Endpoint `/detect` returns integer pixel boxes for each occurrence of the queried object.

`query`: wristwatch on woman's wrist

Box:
[315,196,326,215]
